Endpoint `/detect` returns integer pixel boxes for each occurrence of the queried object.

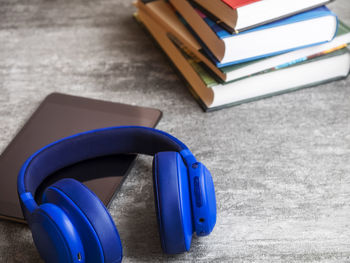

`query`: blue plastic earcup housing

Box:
[29,203,85,263]
[152,152,194,254]
[42,178,122,263]
[190,163,217,236]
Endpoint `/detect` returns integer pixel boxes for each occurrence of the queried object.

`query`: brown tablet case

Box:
[0,93,162,223]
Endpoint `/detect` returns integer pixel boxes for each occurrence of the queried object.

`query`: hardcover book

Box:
[136,9,350,111]
[195,0,333,33]
[138,0,350,83]
[170,0,338,67]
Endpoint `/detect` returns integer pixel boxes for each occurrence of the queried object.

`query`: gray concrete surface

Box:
[0,0,350,262]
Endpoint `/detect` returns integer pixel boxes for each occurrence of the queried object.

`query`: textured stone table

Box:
[1,0,350,262]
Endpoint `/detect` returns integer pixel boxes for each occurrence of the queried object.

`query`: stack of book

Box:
[135,0,350,111]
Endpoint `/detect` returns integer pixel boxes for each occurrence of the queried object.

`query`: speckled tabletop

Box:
[1,0,350,262]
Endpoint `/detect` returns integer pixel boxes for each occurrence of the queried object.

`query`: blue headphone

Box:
[17,126,217,263]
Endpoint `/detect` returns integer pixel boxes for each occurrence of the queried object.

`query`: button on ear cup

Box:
[190,163,217,237]
[153,152,194,254]
[30,203,85,263]
[42,178,122,263]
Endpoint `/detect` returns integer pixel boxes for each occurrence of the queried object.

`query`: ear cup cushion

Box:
[30,203,85,263]
[43,178,122,263]
[153,152,193,254]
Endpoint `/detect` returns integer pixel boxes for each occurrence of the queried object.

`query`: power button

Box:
[194,176,202,207]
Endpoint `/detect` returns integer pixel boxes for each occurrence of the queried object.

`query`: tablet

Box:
[0,93,162,223]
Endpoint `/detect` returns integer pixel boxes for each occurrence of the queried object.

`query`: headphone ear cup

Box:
[42,178,122,263]
[152,152,194,254]
[30,203,85,263]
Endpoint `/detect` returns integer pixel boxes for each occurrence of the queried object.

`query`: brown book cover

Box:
[136,0,227,81]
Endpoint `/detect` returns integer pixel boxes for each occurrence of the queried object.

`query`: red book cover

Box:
[222,0,261,9]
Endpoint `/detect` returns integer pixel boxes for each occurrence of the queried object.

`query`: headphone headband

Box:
[17,126,216,262]
[18,126,193,215]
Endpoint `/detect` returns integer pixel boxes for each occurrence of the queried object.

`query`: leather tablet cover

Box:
[0,93,162,222]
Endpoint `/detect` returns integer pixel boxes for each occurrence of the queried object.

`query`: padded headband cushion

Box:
[20,127,186,196]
